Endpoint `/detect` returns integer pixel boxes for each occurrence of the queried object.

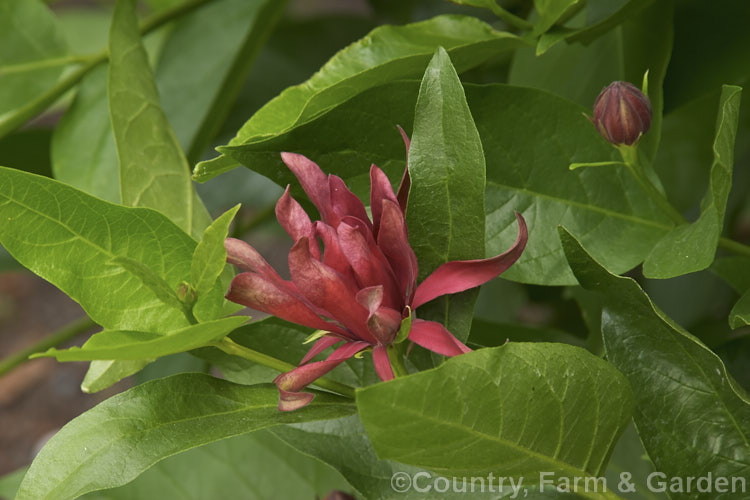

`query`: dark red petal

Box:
[366,306,402,345]
[300,335,344,365]
[412,212,528,309]
[314,222,355,281]
[289,237,375,343]
[355,285,384,313]
[377,199,418,304]
[408,319,471,357]
[339,223,401,308]
[274,341,369,411]
[372,345,395,381]
[225,238,280,278]
[280,152,335,223]
[226,272,347,335]
[396,125,411,213]
[370,165,400,237]
[329,175,372,229]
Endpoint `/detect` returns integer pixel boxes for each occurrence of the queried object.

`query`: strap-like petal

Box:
[226,272,348,336]
[300,335,344,365]
[412,212,528,309]
[274,341,369,411]
[281,152,334,223]
[372,345,395,381]
[377,199,418,305]
[370,165,400,237]
[396,125,411,212]
[225,238,281,279]
[329,174,372,230]
[289,237,375,343]
[408,319,471,357]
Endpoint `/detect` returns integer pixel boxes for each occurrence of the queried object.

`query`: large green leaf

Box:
[0,0,69,127]
[196,15,526,182]
[730,290,750,329]
[15,374,355,500]
[272,416,501,500]
[405,48,485,343]
[357,343,633,481]
[33,316,247,361]
[80,431,350,500]
[191,204,239,295]
[0,167,195,332]
[643,86,742,278]
[559,227,750,496]
[108,0,210,238]
[211,80,674,285]
[533,0,580,36]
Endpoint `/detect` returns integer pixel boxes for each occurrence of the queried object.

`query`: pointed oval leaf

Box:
[357,343,634,481]
[559,226,750,491]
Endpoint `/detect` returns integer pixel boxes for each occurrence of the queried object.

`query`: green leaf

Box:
[272,416,501,500]
[16,374,355,500]
[110,256,184,311]
[0,167,196,332]
[468,317,587,348]
[604,423,667,500]
[34,316,247,362]
[0,0,69,131]
[191,204,239,295]
[357,343,633,480]
[108,0,210,238]
[197,15,526,182]
[81,359,152,394]
[52,66,120,203]
[559,226,750,491]
[533,0,581,36]
[405,48,485,343]
[79,431,350,500]
[730,290,750,329]
[643,85,742,278]
[0,466,26,500]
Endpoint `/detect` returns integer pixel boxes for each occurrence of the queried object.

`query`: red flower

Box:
[225,146,527,411]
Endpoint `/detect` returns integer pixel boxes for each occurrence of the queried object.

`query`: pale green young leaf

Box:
[643,85,742,278]
[110,256,184,311]
[191,204,240,295]
[197,15,527,182]
[559,227,750,488]
[108,0,210,238]
[357,343,633,480]
[81,360,152,394]
[0,167,195,333]
[33,316,247,362]
[406,47,485,343]
[16,374,356,500]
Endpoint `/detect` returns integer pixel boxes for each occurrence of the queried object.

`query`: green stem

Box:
[718,236,750,259]
[0,0,217,140]
[0,317,96,377]
[486,3,533,31]
[213,337,357,399]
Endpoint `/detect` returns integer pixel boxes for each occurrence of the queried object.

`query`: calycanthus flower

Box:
[225,144,528,411]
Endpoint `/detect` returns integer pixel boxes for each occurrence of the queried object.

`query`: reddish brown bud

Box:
[591,81,652,146]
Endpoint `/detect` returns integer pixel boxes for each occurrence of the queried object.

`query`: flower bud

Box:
[591,81,652,146]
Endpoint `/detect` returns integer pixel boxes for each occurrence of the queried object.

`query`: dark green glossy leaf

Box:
[33,316,247,362]
[80,431,350,500]
[533,0,580,36]
[16,374,355,500]
[730,291,750,329]
[198,15,526,182]
[406,48,485,343]
[643,86,742,278]
[712,257,750,294]
[357,343,633,480]
[468,317,587,348]
[108,0,210,239]
[0,167,194,333]
[559,226,750,496]
[81,360,152,394]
